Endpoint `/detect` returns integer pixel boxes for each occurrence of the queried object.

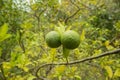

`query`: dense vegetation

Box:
[0,0,120,80]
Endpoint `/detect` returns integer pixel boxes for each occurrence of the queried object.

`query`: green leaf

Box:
[0,47,2,57]
[58,76,62,80]
[55,22,65,36]
[114,20,120,31]
[21,22,33,29]
[0,23,8,35]
[55,65,66,74]
[0,34,11,42]
[80,30,85,41]
[63,46,70,63]
[75,75,81,80]
[27,75,36,80]
[31,3,39,11]
[104,66,113,78]
[114,68,120,77]
[63,46,70,58]
[0,23,11,42]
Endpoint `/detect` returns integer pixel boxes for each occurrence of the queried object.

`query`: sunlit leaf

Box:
[75,75,81,80]
[94,49,102,55]
[71,67,77,72]
[17,54,25,64]
[27,75,36,80]
[3,62,12,69]
[0,47,2,57]
[15,75,25,80]
[58,0,61,5]
[55,22,65,36]
[104,40,110,46]
[55,65,66,74]
[80,30,85,41]
[0,34,11,42]
[0,23,8,35]
[58,76,62,80]
[106,77,108,80]
[104,40,114,50]
[63,47,70,58]
[23,66,29,72]
[21,22,33,29]
[114,68,120,77]
[104,66,113,78]
[106,45,114,50]
[66,26,72,30]
[31,3,39,11]
[50,48,56,55]
[114,20,120,31]
[0,23,11,42]
[105,60,115,65]
[114,40,119,46]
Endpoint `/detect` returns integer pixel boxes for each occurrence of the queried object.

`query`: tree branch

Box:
[70,0,80,9]
[36,48,120,79]
[64,9,80,24]
[64,0,80,24]
[64,0,93,24]
[0,64,6,80]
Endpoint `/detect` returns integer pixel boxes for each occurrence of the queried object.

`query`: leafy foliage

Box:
[0,0,120,80]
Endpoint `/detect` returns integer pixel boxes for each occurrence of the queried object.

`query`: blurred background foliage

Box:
[0,0,120,80]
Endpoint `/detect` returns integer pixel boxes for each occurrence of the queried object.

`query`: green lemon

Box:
[45,31,61,48]
[61,30,80,49]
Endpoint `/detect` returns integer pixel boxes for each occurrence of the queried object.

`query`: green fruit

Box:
[61,30,80,49]
[45,31,61,48]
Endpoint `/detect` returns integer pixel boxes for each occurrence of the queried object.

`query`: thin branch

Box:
[64,9,80,24]
[70,0,92,10]
[70,0,80,9]
[64,0,80,24]
[45,52,55,76]
[0,64,6,80]
[65,0,93,24]
[38,7,47,17]
[77,0,93,10]
[36,48,120,79]
[18,30,25,53]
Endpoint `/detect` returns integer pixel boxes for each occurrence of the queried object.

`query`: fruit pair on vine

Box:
[45,30,80,50]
